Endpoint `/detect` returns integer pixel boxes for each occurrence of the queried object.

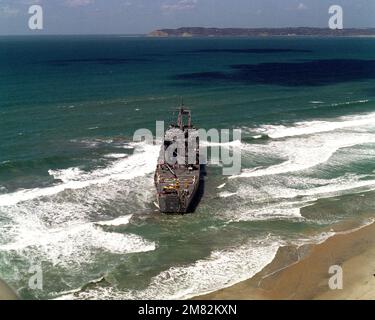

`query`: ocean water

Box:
[1,36,375,299]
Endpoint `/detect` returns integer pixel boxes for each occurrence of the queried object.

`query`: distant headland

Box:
[148,27,375,37]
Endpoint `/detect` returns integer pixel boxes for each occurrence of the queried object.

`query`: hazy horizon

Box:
[1,26,375,37]
[0,0,374,35]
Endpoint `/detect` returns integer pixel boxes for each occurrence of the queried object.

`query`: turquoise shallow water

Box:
[1,36,375,299]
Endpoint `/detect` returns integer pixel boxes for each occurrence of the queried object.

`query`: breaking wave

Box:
[57,238,280,300]
[0,143,160,206]
[215,111,375,222]
[0,217,155,267]
[253,110,375,139]
[236,132,375,178]
[0,142,160,267]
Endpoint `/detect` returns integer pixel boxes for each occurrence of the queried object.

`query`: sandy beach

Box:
[0,279,18,300]
[196,222,375,300]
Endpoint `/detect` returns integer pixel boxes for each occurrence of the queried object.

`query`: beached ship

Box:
[154,107,200,213]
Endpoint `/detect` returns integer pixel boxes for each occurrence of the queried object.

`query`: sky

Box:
[0,0,374,35]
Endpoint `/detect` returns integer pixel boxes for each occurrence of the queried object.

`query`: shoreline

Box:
[195,221,375,300]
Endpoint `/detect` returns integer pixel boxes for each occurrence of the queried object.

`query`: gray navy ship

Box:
[154,107,201,213]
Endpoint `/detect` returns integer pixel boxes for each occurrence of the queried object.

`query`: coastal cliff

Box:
[149,27,375,37]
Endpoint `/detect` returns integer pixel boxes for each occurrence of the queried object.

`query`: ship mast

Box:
[177,100,192,130]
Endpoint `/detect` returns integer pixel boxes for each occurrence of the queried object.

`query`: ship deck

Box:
[155,165,200,195]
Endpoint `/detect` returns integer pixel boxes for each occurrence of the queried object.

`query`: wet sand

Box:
[0,279,18,300]
[196,222,375,300]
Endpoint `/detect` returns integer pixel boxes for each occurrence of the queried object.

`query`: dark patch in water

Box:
[175,59,375,87]
[46,58,149,66]
[185,48,312,54]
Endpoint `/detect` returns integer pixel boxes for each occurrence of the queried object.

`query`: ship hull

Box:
[154,107,201,214]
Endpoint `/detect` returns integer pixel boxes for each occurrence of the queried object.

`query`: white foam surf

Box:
[220,173,375,222]
[218,191,238,198]
[49,167,85,183]
[58,217,373,301]
[200,140,242,148]
[96,215,133,226]
[58,239,280,300]
[0,143,160,207]
[103,153,128,159]
[255,111,375,139]
[224,204,304,222]
[331,99,369,107]
[235,132,375,178]
[222,111,375,222]
[0,217,155,267]
[0,178,155,267]
[0,142,159,267]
